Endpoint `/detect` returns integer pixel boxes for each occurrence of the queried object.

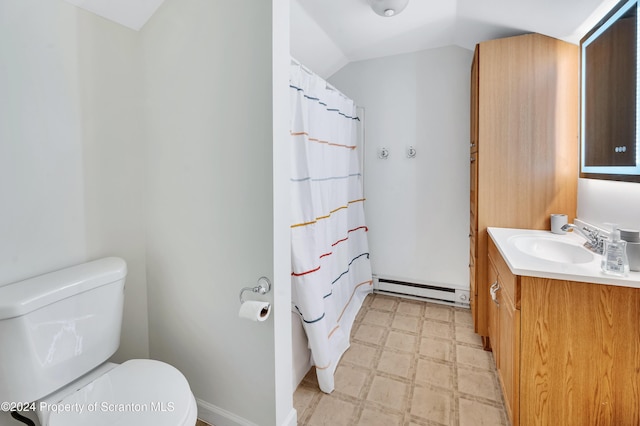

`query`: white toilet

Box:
[0,257,198,426]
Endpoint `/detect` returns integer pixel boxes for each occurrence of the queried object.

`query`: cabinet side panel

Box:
[520,278,640,426]
[478,34,578,233]
[474,34,578,339]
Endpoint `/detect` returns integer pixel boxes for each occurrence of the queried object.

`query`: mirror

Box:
[580,0,640,182]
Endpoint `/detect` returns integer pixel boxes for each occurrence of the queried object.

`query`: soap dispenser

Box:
[601,223,629,276]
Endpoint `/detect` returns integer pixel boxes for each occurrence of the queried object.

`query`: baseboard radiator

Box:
[373,276,470,307]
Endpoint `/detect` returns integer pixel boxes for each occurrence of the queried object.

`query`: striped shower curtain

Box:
[289,62,373,393]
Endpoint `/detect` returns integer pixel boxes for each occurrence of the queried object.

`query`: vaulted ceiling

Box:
[291,0,620,77]
[61,0,620,79]
[63,0,165,30]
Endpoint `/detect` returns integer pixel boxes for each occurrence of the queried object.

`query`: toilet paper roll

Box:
[238,301,271,322]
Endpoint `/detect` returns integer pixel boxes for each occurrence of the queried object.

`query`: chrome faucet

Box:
[561,223,605,254]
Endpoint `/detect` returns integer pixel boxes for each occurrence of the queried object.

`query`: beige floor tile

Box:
[366,375,408,411]
[455,325,484,347]
[334,364,369,398]
[342,342,378,368]
[293,385,319,419]
[302,367,319,386]
[415,358,453,389]
[356,407,403,425]
[410,386,452,424]
[294,294,508,426]
[424,304,453,321]
[422,319,453,339]
[458,397,505,426]
[355,307,368,322]
[419,336,453,361]
[391,314,420,332]
[362,293,374,307]
[363,309,393,327]
[456,345,494,370]
[377,349,413,378]
[370,295,397,311]
[455,309,474,325]
[354,323,386,345]
[396,300,423,317]
[457,367,500,402]
[385,330,417,352]
[307,395,358,426]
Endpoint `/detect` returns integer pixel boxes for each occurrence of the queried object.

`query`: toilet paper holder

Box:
[239,276,272,303]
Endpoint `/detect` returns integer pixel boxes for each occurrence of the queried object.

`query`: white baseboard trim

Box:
[196,398,297,426]
[197,398,259,426]
[279,408,298,426]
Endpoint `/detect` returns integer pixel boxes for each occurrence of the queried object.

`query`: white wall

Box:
[329,46,474,290]
[75,3,150,365]
[578,179,640,231]
[0,0,148,365]
[0,0,86,285]
[141,0,293,425]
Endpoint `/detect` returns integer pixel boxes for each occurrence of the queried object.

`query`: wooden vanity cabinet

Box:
[488,237,640,426]
[469,33,578,342]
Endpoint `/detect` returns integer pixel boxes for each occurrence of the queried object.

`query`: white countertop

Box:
[487,227,640,289]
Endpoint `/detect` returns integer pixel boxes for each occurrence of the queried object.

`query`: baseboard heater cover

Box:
[374,277,470,307]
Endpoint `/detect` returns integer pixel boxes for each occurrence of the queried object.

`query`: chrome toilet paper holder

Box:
[239,276,272,303]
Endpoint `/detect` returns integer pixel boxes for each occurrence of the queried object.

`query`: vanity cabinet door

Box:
[488,238,521,426]
[497,281,519,425]
[520,278,640,426]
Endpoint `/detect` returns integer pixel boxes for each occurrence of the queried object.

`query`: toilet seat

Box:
[39,359,197,426]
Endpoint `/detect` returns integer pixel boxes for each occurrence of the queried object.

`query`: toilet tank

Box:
[0,257,127,403]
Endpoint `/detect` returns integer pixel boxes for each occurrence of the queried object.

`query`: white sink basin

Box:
[488,227,640,288]
[509,235,595,264]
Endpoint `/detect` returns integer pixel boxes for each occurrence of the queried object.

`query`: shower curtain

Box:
[289,61,373,393]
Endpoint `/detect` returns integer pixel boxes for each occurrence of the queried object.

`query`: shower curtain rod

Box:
[290,57,349,101]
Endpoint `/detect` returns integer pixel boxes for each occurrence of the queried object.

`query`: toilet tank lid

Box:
[0,257,127,320]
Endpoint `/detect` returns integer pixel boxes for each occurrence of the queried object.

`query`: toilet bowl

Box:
[37,360,197,426]
[0,257,197,426]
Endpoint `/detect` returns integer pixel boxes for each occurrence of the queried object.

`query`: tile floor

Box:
[294,292,510,426]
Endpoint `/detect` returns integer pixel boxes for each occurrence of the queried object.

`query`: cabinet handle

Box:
[490,280,500,307]
[470,156,476,162]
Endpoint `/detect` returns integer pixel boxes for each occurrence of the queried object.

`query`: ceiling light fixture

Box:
[368,0,409,17]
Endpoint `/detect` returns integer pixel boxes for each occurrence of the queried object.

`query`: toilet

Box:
[0,257,197,426]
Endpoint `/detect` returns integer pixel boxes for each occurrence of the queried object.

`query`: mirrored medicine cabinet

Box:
[581,0,640,182]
